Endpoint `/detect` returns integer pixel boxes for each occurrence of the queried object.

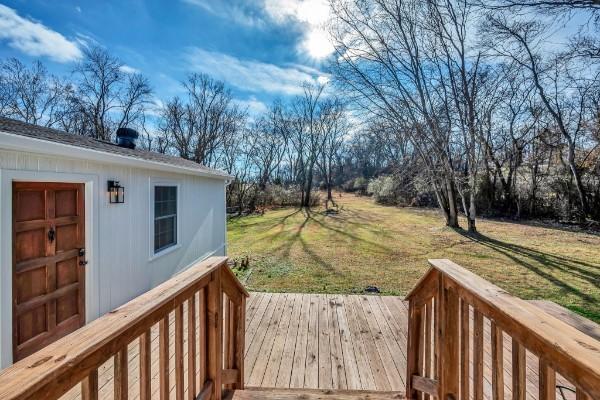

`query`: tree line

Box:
[1,0,599,232]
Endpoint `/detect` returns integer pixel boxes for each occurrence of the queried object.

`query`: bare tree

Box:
[482,14,598,219]
[330,0,469,227]
[317,98,347,208]
[0,58,71,127]
[71,46,152,140]
[159,73,246,168]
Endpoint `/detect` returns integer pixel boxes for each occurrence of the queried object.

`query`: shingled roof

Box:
[0,117,230,178]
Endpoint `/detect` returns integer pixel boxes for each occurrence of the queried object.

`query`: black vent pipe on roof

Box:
[116,127,139,149]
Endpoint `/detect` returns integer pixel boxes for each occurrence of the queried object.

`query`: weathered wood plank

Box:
[276,294,302,388]
[304,294,320,388]
[261,294,295,387]
[317,295,333,390]
[348,295,390,391]
[342,295,375,390]
[289,293,311,389]
[248,294,288,386]
[327,295,347,390]
[334,295,361,390]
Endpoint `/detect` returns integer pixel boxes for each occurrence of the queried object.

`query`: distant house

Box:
[0,117,232,367]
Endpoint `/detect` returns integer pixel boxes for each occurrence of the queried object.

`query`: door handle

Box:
[48,226,55,243]
[78,248,87,266]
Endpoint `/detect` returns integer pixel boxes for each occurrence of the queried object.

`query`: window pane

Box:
[154,186,177,253]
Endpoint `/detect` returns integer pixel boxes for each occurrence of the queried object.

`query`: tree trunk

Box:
[566,143,588,220]
[467,191,477,233]
[303,165,314,208]
[446,178,460,228]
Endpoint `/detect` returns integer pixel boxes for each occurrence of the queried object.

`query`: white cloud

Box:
[182,0,265,28]
[0,4,82,62]
[235,96,269,116]
[182,0,335,60]
[119,64,139,74]
[262,0,334,60]
[185,47,327,95]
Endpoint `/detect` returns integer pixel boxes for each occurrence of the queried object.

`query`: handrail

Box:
[405,259,600,400]
[0,256,248,400]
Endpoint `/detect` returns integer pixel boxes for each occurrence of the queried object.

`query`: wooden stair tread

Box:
[225,388,406,400]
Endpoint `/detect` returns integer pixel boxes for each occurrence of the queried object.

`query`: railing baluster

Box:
[114,347,128,400]
[199,288,207,387]
[159,314,170,400]
[539,359,556,400]
[512,339,526,400]
[491,322,504,400]
[407,298,423,399]
[460,299,470,400]
[224,295,231,384]
[82,368,99,400]
[473,310,484,400]
[188,294,197,400]
[418,303,425,400]
[207,268,223,400]
[175,303,185,400]
[424,299,432,400]
[235,296,246,389]
[140,330,151,400]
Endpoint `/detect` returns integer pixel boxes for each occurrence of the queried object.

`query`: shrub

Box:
[353,177,368,195]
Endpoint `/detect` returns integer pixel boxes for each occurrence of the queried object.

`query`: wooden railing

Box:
[0,256,248,400]
[406,259,600,400]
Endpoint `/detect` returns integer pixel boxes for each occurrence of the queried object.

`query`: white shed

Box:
[0,117,231,367]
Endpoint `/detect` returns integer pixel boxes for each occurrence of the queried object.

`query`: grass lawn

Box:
[227,193,600,323]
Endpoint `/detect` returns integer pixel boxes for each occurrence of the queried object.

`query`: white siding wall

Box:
[0,148,226,367]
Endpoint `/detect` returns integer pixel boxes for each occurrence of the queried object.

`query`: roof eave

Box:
[0,131,234,180]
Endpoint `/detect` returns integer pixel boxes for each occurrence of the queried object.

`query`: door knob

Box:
[48,226,55,243]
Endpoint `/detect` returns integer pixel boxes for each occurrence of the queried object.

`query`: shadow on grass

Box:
[455,229,599,306]
[261,207,399,275]
[263,208,338,274]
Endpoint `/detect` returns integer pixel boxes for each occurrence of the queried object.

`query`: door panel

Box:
[12,182,86,361]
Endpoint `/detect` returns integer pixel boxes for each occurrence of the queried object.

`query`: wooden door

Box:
[12,182,86,361]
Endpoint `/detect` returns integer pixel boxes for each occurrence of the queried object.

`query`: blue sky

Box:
[0,0,334,115]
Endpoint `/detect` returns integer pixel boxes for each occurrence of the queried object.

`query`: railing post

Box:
[207,267,223,400]
[406,298,423,399]
[437,274,460,400]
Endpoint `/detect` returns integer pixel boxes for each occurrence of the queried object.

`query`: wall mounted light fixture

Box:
[108,180,125,203]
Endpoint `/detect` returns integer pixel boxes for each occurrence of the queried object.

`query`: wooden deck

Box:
[244,293,408,392]
[55,292,595,399]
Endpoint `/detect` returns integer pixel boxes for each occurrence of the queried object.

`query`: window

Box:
[154,186,177,253]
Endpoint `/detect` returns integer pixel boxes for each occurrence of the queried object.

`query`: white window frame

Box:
[149,178,181,260]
